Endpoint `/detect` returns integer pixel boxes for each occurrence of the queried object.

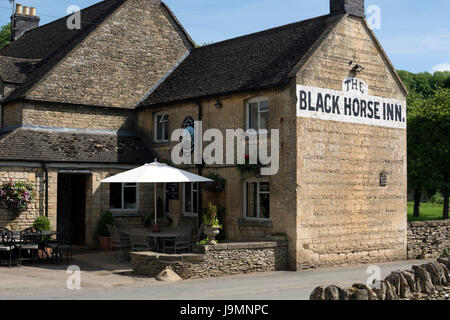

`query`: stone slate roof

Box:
[0,0,125,60]
[0,128,156,164]
[141,14,342,107]
[1,0,126,102]
[0,56,39,84]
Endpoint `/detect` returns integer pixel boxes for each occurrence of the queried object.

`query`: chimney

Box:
[11,3,40,41]
[330,0,365,18]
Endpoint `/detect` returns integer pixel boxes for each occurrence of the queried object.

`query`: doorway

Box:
[57,173,88,245]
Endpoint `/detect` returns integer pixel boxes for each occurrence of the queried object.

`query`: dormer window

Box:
[154,112,169,142]
[246,97,269,132]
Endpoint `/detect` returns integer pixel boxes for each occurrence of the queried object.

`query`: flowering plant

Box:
[203,202,222,228]
[236,155,262,176]
[201,172,226,193]
[0,179,34,212]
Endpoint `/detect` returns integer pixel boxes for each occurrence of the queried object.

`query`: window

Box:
[109,183,138,210]
[154,112,169,142]
[183,182,198,215]
[244,181,270,219]
[246,98,269,132]
[380,171,387,187]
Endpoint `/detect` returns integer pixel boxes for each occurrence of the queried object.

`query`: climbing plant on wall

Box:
[0,179,34,212]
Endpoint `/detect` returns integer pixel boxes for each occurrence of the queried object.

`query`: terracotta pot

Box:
[38,247,53,260]
[98,236,111,251]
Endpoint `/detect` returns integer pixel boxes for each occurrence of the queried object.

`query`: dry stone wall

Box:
[310,258,450,300]
[131,241,289,279]
[407,220,450,259]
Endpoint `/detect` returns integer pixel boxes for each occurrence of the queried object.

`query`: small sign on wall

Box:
[297,78,406,129]
[166,183,179,200]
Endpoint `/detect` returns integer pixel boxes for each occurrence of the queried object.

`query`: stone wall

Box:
[137,86,298,268]
[22,102,137,132]
[131,241,289,279]
[294,15,407,269]
[407,220,450,259]
[1,102,22,128]
[26,0,193,108]
[0,166,45,230]
[310,258,450,300]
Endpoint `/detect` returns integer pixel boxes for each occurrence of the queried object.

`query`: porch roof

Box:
[0,128,156,164]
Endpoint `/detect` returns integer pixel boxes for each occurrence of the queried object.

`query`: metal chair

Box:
[163,230,192,254]
[46,225,73,264]
[0,228,15,267]
[18,227,41,265]
[130,234,152,252]
[109,225,131,260]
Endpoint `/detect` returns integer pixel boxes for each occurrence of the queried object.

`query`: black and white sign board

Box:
[297,78,406,129]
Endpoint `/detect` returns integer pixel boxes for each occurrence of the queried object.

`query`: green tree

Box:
[406,93,438,217]
[0,23,11,50]
[422,89,450,219]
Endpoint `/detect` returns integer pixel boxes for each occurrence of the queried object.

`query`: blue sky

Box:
[1,0,449,73]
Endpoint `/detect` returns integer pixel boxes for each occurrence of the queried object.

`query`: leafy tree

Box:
[0,23,11,50]
[400,70,450,218]
[422,89,450,219]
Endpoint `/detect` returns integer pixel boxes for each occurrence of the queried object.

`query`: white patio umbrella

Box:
[100,161,212,232]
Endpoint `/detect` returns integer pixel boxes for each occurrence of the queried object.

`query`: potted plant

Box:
[202,202,222,245]
[33,216,52,259]
[97,210,114,251]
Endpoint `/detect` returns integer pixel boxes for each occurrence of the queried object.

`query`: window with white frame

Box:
[246,97,269,132]
[183,182,198,215]
[109,183,138,210]
[154,112,169,142]
[244,181,270,219]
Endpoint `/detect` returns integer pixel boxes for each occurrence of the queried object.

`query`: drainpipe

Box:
[197,101,204,228]
[41,162,49,217]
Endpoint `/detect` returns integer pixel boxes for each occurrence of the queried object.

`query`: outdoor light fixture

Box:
[214,99,223,108]
[351,64,365,73]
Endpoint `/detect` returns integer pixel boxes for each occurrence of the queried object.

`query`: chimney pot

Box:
[15,4,23,15]
[11,4,40,41]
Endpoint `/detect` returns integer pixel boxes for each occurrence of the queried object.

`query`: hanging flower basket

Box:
[0,179,35,213]
[236,155,262,176]
[201,172,226,193]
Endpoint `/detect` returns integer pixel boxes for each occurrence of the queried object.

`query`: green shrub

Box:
[97,210,114,237]
[33,216,51,244]
[33,216,50,231]
[430,192,444,205]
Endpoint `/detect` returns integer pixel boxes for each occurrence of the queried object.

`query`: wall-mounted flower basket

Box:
[201,172,226,193]
[236,155,262,177]
[0,179,34,213]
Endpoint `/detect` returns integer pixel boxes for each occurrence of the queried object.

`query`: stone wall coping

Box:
[194,241,287,253]
[131,251,205,263]
[408,220,450,227]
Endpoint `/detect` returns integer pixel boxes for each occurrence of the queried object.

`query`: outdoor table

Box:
[125,228,180,252]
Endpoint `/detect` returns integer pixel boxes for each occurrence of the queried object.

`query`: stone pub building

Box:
[0,0,407,270]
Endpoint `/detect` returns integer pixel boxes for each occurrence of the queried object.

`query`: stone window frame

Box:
[153,111,169,143]
[182,182,199,217]
[109,182,140,212]
[245,97,269,134]
[243,178,271,221]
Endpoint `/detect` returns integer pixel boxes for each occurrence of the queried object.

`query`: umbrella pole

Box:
[153,182,160,233]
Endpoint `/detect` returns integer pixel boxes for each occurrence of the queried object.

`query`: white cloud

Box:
[432,63,450,72]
